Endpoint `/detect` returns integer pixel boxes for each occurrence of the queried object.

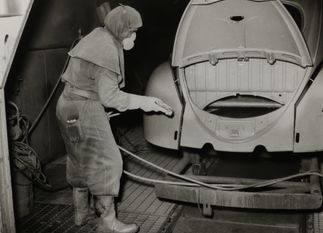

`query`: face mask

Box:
[122,32,136,51]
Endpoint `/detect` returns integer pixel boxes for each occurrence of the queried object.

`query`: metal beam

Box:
[172,214,305,233]
[155,183,322,209]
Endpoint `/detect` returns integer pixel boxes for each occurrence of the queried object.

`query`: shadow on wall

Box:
[114,0,189,94]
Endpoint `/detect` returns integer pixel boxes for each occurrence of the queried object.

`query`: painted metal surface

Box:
[143,62,183,149]
[177,68,298,151]
[294,68,323,152]
[171,0,312,68]
[178,61,309,151]
[185,59,305,108]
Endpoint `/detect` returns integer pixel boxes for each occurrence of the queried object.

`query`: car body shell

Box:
[144,0,323,153]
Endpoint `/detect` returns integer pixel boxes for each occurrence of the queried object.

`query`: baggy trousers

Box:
[56,90,123,196]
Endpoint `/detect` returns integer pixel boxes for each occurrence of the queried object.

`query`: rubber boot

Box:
[95,196,139,233]
[73,187,90,226]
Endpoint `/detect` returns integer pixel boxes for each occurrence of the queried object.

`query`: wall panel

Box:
[5,0,98,164]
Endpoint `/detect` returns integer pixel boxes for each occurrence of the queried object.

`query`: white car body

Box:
[144,0,323,153]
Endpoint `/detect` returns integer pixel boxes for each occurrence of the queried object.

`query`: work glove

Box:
[129,94,173,116]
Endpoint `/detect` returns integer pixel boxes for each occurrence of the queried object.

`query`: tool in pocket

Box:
[64,104,84,143]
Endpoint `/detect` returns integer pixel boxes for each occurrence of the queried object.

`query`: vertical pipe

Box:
[0,88,16,233]
[310,157,321,195]
[171,151,191,174]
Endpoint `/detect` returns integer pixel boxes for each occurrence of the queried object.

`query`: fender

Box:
[143,62,183,149]
[294,67,323,152]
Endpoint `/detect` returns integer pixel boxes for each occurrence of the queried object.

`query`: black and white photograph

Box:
[0,0,323,232]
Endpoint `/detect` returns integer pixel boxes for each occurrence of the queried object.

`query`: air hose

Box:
[119,145,323,191]
[28,34,82,135]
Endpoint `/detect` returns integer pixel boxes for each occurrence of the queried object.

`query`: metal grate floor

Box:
[18,125,180,233]
[18,203,172,233]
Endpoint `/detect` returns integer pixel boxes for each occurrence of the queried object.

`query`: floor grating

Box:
[18,203,171,233]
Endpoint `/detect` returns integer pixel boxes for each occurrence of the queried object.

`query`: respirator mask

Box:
[122,32,136,51]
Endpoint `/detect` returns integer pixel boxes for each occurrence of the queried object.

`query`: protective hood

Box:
[172,0,312,68]
[68,27,121,75]
[104,5,142,41]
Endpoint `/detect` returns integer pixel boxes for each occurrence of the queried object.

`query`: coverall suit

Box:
[56,5,172,233]
[56,27,128,196]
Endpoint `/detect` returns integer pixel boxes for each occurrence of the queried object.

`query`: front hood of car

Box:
[172,0,312,68]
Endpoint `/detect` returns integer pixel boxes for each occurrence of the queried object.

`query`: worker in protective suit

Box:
[56,5,173,233]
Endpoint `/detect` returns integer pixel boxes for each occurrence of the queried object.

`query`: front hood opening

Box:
[184,57,307,121]
[204,94,283,118]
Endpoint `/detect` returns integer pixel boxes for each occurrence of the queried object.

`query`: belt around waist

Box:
[64,84,99,100]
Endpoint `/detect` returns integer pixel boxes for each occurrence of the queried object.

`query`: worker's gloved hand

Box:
[129,94,173,116]
[141,96,173,116]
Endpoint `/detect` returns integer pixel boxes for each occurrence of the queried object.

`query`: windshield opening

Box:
[283,4,303,31]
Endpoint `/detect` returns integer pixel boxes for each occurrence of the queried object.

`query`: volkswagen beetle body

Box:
[144,0,323,153]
